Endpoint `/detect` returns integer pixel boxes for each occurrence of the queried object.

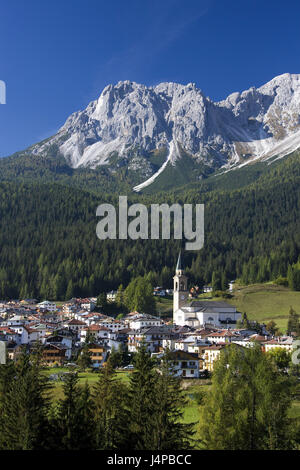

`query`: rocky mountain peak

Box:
[30,74,300,190]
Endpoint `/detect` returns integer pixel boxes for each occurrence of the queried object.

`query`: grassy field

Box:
[225,283,300,332]
[197,283,300,332]
[155,296,173,319]
[44,367,132,400]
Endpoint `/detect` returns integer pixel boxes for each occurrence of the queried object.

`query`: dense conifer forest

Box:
[0,151,300,299]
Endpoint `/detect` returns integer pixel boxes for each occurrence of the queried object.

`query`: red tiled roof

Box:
[0,327,17,334]
[68,319,86,325]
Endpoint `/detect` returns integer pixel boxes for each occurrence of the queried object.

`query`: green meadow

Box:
[196,283,300,332]
[225,283,300,332]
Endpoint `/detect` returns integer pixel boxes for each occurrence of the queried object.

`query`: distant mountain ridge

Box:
[5,73,300,191]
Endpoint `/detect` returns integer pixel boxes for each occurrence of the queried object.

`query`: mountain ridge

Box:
[3,73,300,191]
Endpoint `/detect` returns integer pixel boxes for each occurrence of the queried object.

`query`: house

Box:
[44,334,73,359]
[6,315,27,326]
[97,319,125,332]
[0,327,20,344]
[203,285,213,293]
[264,337,294,353]
[88,343,108,368]
[129,314,164,330]
[203,344,226,372]
[106,291,117,302]
[27,322,53,340]
[9,325,39,344]
[62,302,77,317]
[38,301,57,312]
[161,332,181,350]
[167,350,200,378]
[187,341,209,369]
[7,342,23,361]
[41,343,68,366]
[206,330,235,344]
[128,326,172,353]
[78,299,96,312]
[65,319,87,336]
[80,325,110,343]
[174,336,198,352]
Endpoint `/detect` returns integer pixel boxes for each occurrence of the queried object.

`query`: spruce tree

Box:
[221,271,229,292]
[92,361,128,449]
[56,372,94,450]
[287,306,300,336]
[108,345,123,369]
[127,343,158,449]
[77,343,92,371]
[151,351,195,450]
[76,381,95,449]
[0,350,51,450]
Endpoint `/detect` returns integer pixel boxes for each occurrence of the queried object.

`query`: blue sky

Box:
[1,0,300,157]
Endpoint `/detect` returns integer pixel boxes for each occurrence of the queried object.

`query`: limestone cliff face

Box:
[29,73,300,187]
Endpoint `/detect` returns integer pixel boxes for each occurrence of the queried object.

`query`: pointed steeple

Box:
[176,251,184,272]
[173,250,188,320]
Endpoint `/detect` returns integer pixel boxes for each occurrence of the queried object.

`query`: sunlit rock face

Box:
[30,74,300,185]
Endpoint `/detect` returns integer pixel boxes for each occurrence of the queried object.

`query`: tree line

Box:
[0,343,300,450]
[0,346,193,450]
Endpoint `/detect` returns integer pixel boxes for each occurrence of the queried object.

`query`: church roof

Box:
[189,301,236,310]
[176,251,184,271]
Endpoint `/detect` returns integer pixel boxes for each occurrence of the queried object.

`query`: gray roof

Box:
[131,325,172,335]
[189,301,236,310]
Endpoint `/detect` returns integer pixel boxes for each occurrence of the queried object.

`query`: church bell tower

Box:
[173,251,188,318]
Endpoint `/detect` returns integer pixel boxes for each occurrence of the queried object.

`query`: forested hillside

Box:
[0,151,300,299]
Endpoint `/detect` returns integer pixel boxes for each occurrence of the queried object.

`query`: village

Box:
[0,253,295,376]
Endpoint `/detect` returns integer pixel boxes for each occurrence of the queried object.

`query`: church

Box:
[173,252,242,329]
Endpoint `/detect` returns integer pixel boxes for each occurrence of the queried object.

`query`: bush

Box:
[274,277,288,286]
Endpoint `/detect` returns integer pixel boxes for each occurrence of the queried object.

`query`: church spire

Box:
[176,251,184,272]
[173,250,188,320]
